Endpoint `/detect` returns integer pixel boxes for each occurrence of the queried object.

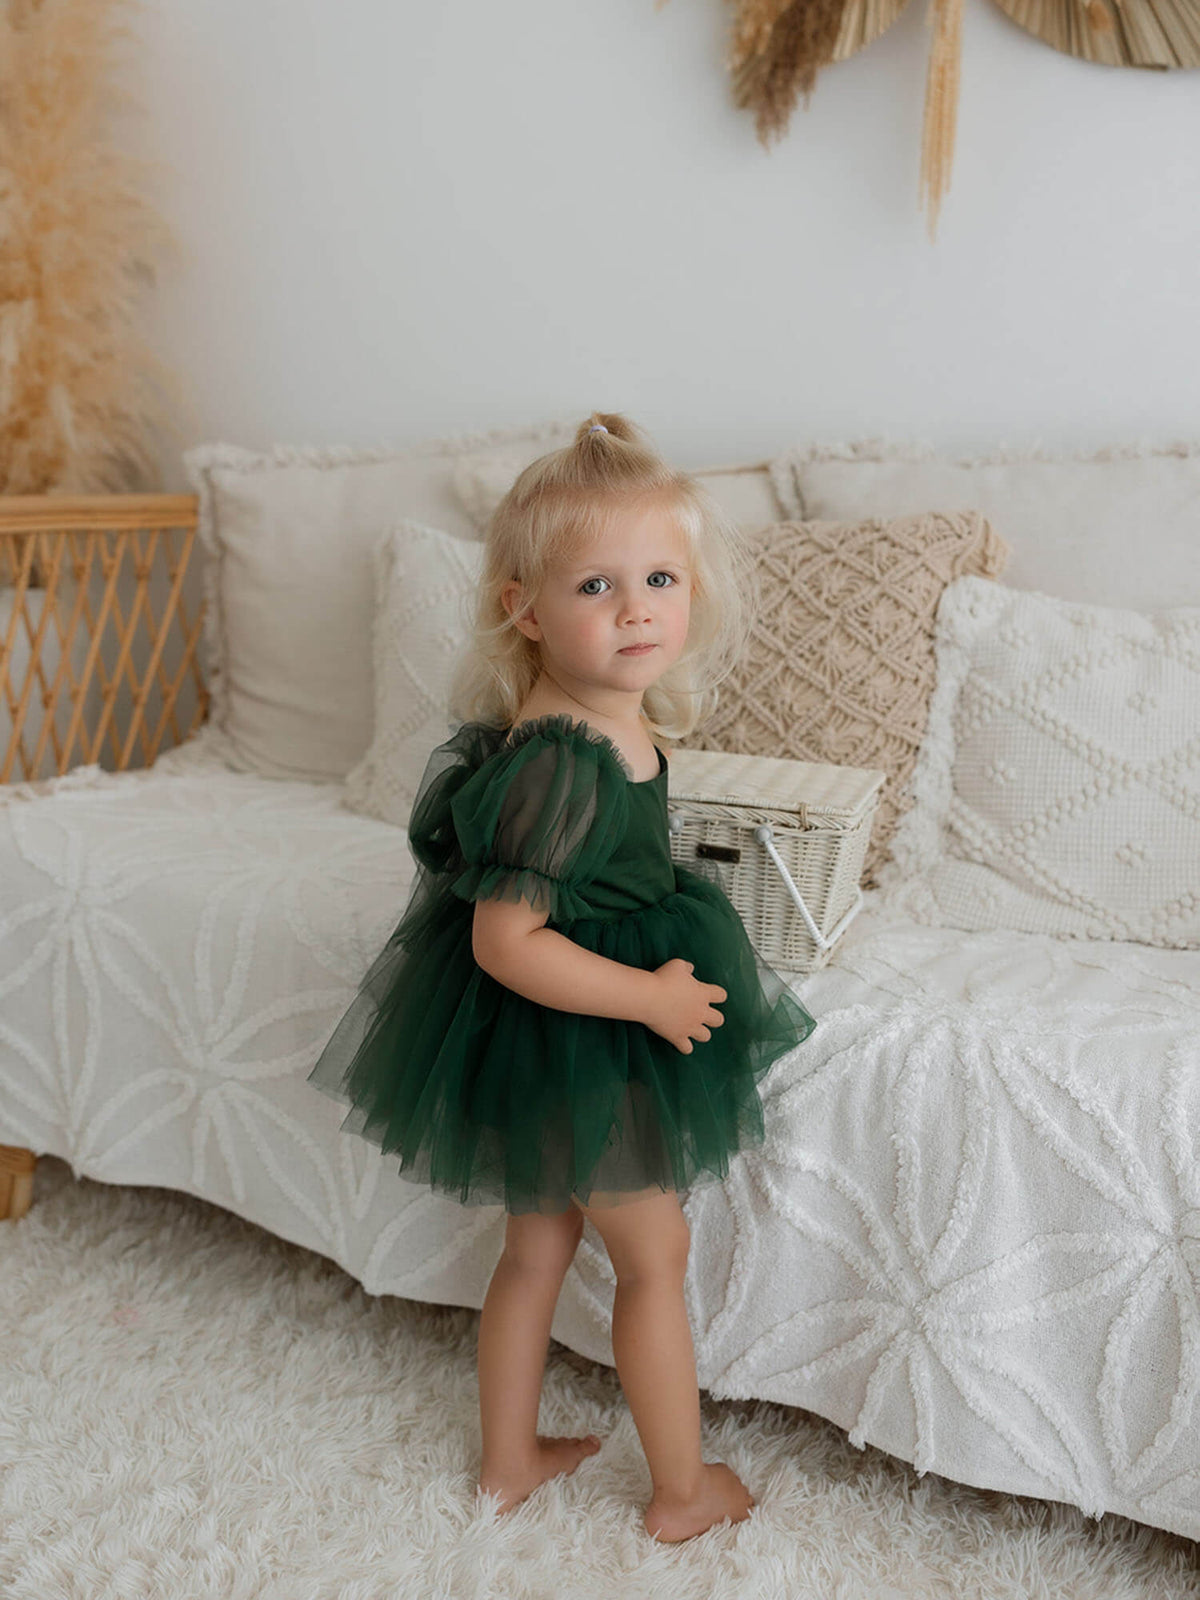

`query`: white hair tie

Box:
[588,423,608,435]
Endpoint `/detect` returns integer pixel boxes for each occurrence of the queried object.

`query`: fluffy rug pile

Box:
[2,1156,1197,1599]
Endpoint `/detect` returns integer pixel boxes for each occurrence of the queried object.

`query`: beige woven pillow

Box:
[682,511,1010,885]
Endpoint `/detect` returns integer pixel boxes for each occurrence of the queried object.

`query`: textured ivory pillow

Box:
[341,522,483,828]
[769,438,1200,610]
[681,511,1010,887]
[182,421,575,784]
[453,450,783,534]
[876,576,1200,948]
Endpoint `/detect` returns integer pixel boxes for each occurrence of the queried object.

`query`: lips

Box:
[619,643,656,655]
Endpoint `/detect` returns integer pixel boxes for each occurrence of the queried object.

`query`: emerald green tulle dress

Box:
[307,712,817,1215]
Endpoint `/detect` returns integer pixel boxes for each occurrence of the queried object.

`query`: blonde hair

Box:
[446,411,758,743]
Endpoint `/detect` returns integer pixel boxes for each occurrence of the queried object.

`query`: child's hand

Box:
[644,958,727,1054]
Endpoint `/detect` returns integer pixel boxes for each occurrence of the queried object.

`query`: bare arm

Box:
[471,892,727,1051]
[473,897,656,1022]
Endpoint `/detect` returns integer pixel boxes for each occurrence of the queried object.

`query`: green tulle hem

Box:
[308,865,816,1216]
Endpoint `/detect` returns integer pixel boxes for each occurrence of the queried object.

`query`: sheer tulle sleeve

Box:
[448,716,629,923]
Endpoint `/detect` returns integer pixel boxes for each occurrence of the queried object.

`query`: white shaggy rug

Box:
[2,1157,1198,1600]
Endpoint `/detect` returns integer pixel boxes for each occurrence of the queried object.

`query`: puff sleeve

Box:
[448,718,629,924]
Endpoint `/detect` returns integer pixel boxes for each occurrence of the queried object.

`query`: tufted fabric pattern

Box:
[2,748,1198,1543]
[878,577,1200,948]
[341,523,483,829]
[681,512,1009,885]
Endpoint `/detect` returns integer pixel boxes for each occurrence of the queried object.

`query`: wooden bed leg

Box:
[0,1146,36,1222]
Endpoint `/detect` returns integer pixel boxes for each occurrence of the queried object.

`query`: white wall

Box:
[116,0,1200,483]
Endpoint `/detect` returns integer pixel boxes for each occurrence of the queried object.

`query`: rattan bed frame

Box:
[1,493,208,1221]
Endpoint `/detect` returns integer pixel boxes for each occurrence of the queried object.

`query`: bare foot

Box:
[644,1461,755,1543]
[477,1433,602,1515]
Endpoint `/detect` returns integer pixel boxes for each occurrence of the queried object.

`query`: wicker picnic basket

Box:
[665,746,886,975]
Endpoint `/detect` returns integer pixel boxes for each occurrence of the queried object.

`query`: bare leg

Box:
[477,1203,601,1513]
[575,1187,755,1542]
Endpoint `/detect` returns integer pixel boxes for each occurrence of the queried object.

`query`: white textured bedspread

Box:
[2,739,1197,1542]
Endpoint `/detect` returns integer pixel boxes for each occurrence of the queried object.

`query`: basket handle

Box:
[667,811,864,954]
[751,823,863,952]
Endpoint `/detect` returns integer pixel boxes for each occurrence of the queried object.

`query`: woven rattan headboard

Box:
[0,494,209,784]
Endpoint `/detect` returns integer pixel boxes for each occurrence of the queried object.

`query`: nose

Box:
[618,587,653,625]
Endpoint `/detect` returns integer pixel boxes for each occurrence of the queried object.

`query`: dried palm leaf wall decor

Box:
[660,0,1199,241]
[0,0,181,587]
[996,0,1200,65]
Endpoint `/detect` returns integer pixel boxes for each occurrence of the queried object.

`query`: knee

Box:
[501,1209,584,1280]
[612,1212,691,1288]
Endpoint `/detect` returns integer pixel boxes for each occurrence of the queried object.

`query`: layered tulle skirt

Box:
[307,862,816,1215]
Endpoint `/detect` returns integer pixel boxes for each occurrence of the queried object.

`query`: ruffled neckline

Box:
[500,711,667,786]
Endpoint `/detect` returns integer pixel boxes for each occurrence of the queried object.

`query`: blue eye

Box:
[578,572,676,595]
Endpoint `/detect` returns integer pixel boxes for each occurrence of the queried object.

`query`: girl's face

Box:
[502,496,694,717]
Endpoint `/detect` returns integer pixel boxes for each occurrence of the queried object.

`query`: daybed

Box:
[2,429,1197,1545]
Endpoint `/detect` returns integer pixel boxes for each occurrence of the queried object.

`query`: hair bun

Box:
[574,413,639,447]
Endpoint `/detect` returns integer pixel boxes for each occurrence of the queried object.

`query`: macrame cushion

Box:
[341,523,483,828]
[681,511,1010,886]
[181,421,576,785]
[770,438,1200,610]
[877,577,1200,948]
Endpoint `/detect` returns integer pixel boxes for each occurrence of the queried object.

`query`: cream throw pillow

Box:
[877,577,1200,948]
[770,438,1200,610]
[341,523,483,828]
[681,512,1010,886]
[453,450,783,535]
[182,421,575,785]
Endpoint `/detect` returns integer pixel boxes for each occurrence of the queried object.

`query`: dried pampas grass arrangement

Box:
[0,0,180,583]
[724,0,912,146]
[726,0,848,147]
[659,0,1198,243]
[654,0,961,237]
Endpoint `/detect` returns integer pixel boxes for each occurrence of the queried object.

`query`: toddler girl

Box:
[307,412,816,1542]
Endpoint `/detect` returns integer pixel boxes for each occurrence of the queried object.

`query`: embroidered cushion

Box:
[341,523,483,827]
[878,576,1200,947]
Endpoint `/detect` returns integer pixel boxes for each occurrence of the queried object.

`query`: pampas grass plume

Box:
[0,0,182,516]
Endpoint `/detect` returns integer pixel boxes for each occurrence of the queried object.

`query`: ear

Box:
[501,579,542,642]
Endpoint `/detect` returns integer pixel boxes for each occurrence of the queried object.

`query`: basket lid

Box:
[666,745,886,818]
